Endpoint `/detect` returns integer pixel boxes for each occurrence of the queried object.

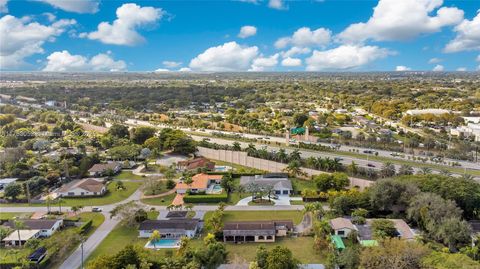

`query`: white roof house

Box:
[405,109,450,116]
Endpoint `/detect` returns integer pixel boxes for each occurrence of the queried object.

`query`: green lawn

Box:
[0,181,143,208]
[141,193,176,206]
[0,212,32,220]
[224,236,327,264]
[290,200,305,205]
[206,210,305,225]
[114,171,145,180]
[291,178,316,193]
[61,181,143,207]
[214,160,264,174]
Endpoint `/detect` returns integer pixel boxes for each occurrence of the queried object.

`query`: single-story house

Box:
[138,218,201,239]
[0,178,18,190]
[2,219,63,246]
[239,173,293,196]
[223,220,294,243]
[329,218,357,238]
[175,173,223,194]
[356,219,416,244]
[88,162,121,176]
[57,178,106,197]
[177,157,215,171]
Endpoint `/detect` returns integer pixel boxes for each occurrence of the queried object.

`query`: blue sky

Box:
[1,0,479,72]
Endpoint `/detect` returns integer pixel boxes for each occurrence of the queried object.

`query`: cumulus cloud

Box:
[281,57,302,67]
[83,3,164,46]
[305,45,392,71]
[428,57,442,64]
[396,65,411,71]
[444,12,480,52]
[189,41,259,71]
[238,25,257,38]
[43,50,126,71]
[268,0,286,10]
[0,0,8,13]
[162,61,182,68]
[456,67,467,71]
[155,68,170,72]
[0,15,75,69]
[38,0,99,14]
[179,67,191,72]
[432,64,444,71]
[280,46,311,58]
[337,0,464,43]
[249,53,279,71]
[275,27,331,49]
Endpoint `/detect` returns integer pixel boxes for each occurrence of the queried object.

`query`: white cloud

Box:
[249,53,279,71]
[0,0,8,13]
[477,55,480,62]
[275,27,331,49]
[84,3,164,46]
[189,41,259,71]
[305,45,392,71]
[38,0,99,14]
[179,67,191,72]
[337,0,464,43]
[238,25,257,39]
[280,46,311,58]
[444,12,480,52]
[268,0,286,10]
[43,12,56,22]
[0,15,75,69]
[396,65,411,71]
[43,50,126,71]
[162,61,182,68]
[428,57,442,64]
[155,68,170,72]
[281,57,302,67]
[456,67,467,71]
[432,64,444,71]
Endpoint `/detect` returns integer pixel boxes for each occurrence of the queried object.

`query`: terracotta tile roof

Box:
[175,173,223,190]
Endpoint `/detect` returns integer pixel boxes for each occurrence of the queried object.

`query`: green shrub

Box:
[79,220,92,234]
[183,193,228,203]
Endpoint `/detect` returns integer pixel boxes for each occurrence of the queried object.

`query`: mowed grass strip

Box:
[206,210,304,225]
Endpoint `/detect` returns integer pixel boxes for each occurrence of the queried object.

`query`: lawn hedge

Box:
[79,220,93,234]
[183,193,228,203]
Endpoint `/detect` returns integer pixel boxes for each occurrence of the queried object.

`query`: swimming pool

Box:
[212,184,222,191]
[144,239,179,249]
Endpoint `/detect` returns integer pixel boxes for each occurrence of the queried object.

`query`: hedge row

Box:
[79,220,92,234]
[183,193,228,203]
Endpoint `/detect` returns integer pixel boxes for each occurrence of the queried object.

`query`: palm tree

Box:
[246,144,257,157]
[380,162,396,178]
[289,149,301,162]
[347,161,358,175]
[57,198,65,213]
[276,148,288,163]
[439,169,452,176]
[45,195,53,213]
[14,220,26,247]
[418,167,432,175]
[232,142,241,151]
[398,164,414,175]
[461,174,474,181]
[149,230,161,250]
[331,158,343,172]
[283,160,305,178]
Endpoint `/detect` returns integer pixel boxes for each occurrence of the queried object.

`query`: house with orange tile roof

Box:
[175,173,223,194]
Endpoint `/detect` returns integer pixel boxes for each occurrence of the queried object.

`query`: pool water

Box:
[212,185,222,191]
[145,239,179,249]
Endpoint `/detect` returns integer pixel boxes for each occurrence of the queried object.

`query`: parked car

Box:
[367,163,376,167]
[92,207,102,212]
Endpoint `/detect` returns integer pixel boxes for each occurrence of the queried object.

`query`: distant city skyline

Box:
[1,0,479,72]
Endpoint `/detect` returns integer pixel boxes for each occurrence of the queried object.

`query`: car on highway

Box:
[367,163,376,167]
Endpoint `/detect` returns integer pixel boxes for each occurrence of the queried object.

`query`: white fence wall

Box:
[198,147,374,190]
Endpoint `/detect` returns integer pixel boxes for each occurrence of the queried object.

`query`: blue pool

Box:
[145,239,179,249]
[212,184,222,191]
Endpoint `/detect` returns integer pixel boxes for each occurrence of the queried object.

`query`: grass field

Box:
[0,212,33,219]
[114,171,145,180]
[0,181,143,208]
[141,192,176,206]
[225,236,327,264]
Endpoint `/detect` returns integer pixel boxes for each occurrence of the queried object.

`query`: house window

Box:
[275,190,281,194]
[68,192,74,196]
[258,236,264,240]
[266,236,273,240]
[283,190,289,195]
[94,192,97,195]
[81,192,84,196]
[338,230,345,236]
